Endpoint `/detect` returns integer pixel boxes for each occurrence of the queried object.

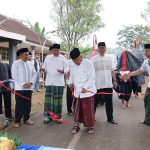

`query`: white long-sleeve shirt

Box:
[69,59,96,98]
[92,54,116,89]
[42,54,69,86]
[12,59,37,91]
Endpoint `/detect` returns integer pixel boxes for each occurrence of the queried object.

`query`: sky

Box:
[0,0,148,48]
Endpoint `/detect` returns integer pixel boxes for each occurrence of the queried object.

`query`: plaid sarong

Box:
[44,86,64,117]
[144,87,150,126]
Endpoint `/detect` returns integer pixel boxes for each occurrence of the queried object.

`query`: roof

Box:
[0,14,52,47]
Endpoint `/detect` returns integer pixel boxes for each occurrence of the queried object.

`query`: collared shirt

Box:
[92,54,116,89]
[12,59,37,91]
[140,59,150,87]
[69,59,96,98]
[42,54,69,86]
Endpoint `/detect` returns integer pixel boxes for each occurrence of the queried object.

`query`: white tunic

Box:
[42,54,69,86]
[69,59,96,98]
[12,59,37,91]
[140,59,150,87]
[92,54,116,89]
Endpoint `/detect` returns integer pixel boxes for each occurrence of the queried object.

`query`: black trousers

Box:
[0,91,12,118]
[66,85,73,113]
[95,88,113,121]
[15,90,32,123]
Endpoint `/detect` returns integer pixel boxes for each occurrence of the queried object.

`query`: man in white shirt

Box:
[69,48,96,134]
[123,44,150,126]
[12,48,37,128]
[32,53,41,92]
[92,42,118,124]
[41,44,69,124]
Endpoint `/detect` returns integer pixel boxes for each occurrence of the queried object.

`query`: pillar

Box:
[9,39,17,66]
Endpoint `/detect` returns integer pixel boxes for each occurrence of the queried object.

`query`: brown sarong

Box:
[73,96,95,127]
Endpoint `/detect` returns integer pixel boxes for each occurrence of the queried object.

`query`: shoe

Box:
[37,90,40,92]
[8,116,14,121]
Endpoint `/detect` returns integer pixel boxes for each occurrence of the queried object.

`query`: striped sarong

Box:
[144,87,150,126]
[44,86,64,117]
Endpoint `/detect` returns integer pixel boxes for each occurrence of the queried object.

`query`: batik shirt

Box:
[92,54,116,89]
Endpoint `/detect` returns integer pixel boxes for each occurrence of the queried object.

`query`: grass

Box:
[0,88,46,133]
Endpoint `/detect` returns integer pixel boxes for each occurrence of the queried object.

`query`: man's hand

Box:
[69,84,74,89]
[57,69,64,73]
[81,88,87,93]
[23,82,32,89]
[113,81,117,88]
[122,74,130,80]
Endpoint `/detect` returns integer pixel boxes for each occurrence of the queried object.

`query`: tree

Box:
[79,44,92,57]
[50,0,104,52]
[27,20,54,37]
[116,25,150,50]
[141,1,150,26]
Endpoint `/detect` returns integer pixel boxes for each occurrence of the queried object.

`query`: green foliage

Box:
[79,44,92,57]
[116,25,150,50]
[0,132,21,149]
[29,20,55,37]
[51,0,104,52]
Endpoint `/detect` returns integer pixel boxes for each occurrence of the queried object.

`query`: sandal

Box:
[71,126,80,134]
[14,123,20,128]
[24,120,34,125]
[108,120,118,124]
[44,118,52,124]
[87,128,94,134]
[57,119,62,124]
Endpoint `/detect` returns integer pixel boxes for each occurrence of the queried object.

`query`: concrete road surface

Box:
[8,94,150,150]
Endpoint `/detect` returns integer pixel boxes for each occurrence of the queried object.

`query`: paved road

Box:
[8,94,150,150]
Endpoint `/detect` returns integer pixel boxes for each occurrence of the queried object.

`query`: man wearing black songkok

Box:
[68,48,96,134]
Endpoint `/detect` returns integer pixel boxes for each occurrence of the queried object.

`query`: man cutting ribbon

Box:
[69,48,96,134]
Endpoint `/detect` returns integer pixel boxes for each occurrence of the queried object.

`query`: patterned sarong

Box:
[73,96,95,127]
[44,86,64,117]
[144,87,150,126]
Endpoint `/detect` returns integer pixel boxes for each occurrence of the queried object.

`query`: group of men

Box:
[0,48,41,128]
[0,42,150,132]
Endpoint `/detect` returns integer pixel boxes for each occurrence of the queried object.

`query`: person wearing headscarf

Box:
[69,48,96,134]
[41,44,69,124]
[12,48,37,128]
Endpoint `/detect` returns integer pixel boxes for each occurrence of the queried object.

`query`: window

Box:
[0,46,9,60]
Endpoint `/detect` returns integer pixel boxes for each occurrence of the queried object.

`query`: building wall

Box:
[0,46,9,61]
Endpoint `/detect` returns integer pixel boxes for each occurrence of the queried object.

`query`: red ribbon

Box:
[0,82,70,124]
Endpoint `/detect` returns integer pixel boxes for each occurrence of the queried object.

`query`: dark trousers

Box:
[95,88,113,121]
[66,85,73,113]
[15,90,32,123]
[0,91,12,118]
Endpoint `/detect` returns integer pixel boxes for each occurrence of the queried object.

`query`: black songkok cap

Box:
[49,46,53,50]
[16,50,20,57]
[98,42,106,47]
[19,48,29,53]
[29,52,32,55]
[70,48,80,59]
[53,44,60,49]
[144,44,150,49]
